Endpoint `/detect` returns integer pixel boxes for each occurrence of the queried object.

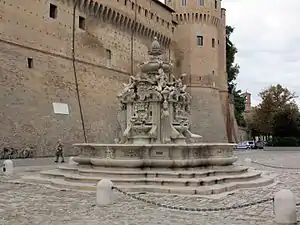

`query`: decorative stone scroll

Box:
[117,37,202,144]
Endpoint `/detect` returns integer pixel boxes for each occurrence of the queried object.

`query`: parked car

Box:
[247,141,255,149]
[236,141,251,150]
[254,140,264,149]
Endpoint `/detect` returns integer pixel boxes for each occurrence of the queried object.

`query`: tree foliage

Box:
[248,84,299,140]
[226,25,245,126]
[246,107,262,139]
[233,89,246,127]
[226,26,240,93]
[272,106,299,137]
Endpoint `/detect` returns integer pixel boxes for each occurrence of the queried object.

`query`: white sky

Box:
[159,0,300,106]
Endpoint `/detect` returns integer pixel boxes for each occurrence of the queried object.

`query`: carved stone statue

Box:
[117,37,201,144]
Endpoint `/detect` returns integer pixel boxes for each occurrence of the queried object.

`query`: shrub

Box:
[270,136,300,147]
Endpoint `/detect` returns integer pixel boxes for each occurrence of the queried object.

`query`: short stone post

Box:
[2,160,13,176]
[244,158,252,166]
[274,189,297,224]
[96,179,114,206]
[68,157,77,165]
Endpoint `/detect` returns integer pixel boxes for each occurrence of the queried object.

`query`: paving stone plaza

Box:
[1,149,300,225]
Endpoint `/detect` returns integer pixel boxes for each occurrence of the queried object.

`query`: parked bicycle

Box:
[0,146,35,159]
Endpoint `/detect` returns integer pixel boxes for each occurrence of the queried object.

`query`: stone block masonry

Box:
[189,87,228,142]
[0,41,126,156]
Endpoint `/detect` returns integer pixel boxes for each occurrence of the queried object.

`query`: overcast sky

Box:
[160,0,300,106]
[222,0,300,106]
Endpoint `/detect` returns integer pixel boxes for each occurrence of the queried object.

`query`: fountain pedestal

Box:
[73,143,237,168]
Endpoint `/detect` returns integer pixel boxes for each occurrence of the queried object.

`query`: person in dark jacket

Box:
[54,139,65,163]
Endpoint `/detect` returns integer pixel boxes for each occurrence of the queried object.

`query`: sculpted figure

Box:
[118,76,136,97]
[176,73,187,93]
[155,68,167,92]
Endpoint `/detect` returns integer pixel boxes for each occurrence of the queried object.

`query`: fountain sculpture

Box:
[117,37,200,145]
[22,38,274,195]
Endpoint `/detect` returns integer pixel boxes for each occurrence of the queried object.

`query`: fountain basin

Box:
[73,143,237,168]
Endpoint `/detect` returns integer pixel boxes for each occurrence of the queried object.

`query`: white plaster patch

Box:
[52,102,69,115]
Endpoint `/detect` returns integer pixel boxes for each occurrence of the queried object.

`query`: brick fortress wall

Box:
[0,0,175,156]
[0,0,231,156]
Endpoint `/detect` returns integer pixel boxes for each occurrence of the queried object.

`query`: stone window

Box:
[197,35,203,46]
[79,16,85,30]
[215,0,218,9]
[150,13,154,19]
[106,49,112,59]
[138,6,141,13]
[27,58,33,68]
[145,9,148,17]
[198,0,204,6]
[181,0,187,6]
[49,4,57,19]
[131,2,134,10]
[124,0,127,5]
[212,38,215,48]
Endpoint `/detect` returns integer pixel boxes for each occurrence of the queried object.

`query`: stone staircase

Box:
[21,164,275,195]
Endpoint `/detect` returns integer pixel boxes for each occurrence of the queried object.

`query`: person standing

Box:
[54,139,65,163]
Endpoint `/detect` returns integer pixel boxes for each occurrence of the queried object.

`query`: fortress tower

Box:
[242,91,252,113]
[241,91,253,121]
[165,0,229,142]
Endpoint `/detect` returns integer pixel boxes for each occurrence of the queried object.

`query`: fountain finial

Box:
[148,37,162,56]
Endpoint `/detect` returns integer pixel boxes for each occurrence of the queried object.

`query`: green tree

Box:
[250,84,298,136]
[233,89,246,126]
[226,26,240,93]
[272,105,299,137]
[226,25,245,126]
[246,107,262,139]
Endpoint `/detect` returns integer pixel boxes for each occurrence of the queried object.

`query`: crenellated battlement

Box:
[60,0,177,47]
[173,12,221,27]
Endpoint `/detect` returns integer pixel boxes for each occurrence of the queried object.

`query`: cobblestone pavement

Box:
[1,150,300,225]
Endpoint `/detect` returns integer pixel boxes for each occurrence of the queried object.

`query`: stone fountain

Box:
[73,37,236,168]
[22,38,274,195]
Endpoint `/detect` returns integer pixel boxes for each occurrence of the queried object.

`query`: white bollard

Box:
[96,179,114,206]
[2,160,13,176]
[244,157,252,166]
[274,189,297,224]
[68,157,77,165]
